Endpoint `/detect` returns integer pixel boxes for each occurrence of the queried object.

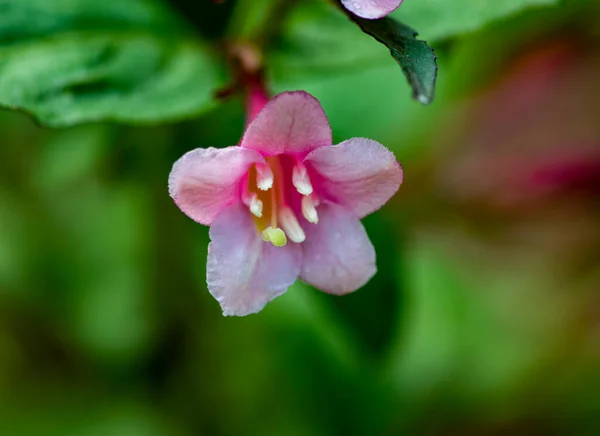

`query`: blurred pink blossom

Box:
[440,42,600,210]
[342,0,403,19]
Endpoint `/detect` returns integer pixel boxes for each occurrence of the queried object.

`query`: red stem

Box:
[245,74,270,126]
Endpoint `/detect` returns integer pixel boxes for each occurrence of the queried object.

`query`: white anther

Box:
[249,195,263,218]
[292,164,313,196]
[256,163,273,191]
[278,207,306,243]
[250,199,263,218]
[301,195,319,224]
[242,192,263,218]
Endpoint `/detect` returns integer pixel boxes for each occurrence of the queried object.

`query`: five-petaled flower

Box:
[341,0,403,19]
[169,91,403,316]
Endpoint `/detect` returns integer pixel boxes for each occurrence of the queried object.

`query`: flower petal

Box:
[207,203,302,316]
[304,138,403,218]
[169,146,265,225]
[300,203,376,295]
[241,91,332,156]
[341,0,402,19]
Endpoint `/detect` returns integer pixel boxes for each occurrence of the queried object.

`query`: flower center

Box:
[243,155,320,247]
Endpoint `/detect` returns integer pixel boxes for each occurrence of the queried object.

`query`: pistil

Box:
[261,227,287,247]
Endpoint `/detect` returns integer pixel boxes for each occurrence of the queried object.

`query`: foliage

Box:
[0,0,223,126]
[1,0,599,435]
[0,0,559,127]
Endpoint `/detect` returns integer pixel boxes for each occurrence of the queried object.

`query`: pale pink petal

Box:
[241,91,332,156]
[169,146,265,225]
[304,138,403,218]
[207,203,302,316]
[342,0,402,19]
[300,203,376,295]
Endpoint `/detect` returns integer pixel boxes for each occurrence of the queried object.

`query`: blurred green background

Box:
[1,0,600,434]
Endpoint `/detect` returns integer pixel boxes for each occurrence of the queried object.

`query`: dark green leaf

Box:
[0,0,180,43]
[0,0,225,127]
[351,16,437,104]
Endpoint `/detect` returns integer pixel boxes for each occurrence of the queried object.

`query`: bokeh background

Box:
[1,0,600,434]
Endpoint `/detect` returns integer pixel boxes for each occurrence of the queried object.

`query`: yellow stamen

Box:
[270,176,278,228]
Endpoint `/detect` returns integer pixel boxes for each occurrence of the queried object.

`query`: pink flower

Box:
[341,0,403,19]
[169,91,403,316]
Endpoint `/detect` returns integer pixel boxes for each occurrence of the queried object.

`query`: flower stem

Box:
[245,73,269,125]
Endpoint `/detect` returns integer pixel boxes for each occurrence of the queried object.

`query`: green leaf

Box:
[385,235,472,395]
[0,0,179,43]
[269,1,437,104]
[351,15,437,104]
[0,0,225,127]
[268,1,389,86]
[269,0,560,101]
[392,0,560,41]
